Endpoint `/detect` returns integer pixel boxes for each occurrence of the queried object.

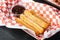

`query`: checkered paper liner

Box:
[0,0,60,40]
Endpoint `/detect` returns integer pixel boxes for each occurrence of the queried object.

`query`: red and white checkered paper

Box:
[0,0,60,40]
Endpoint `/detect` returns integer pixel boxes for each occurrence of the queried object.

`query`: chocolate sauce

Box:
[12,5,25,17]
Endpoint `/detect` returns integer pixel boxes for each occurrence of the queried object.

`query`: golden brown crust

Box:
[29,10,50,28]
[16,18,40,35]
[16,10,50,35]
[24,10,50,29]
[20,14,44,34]
[29,10,50,24]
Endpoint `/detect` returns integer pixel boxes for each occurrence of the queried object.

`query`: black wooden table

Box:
[0,26,60,40]
[0,26,36,40]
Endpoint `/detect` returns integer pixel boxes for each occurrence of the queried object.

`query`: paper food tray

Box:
[0,0,60,40]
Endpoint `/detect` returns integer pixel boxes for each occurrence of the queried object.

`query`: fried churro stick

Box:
[20,14,44,34]
[24,10,49,29]
[29,10,50,24]
[16,18,40,35]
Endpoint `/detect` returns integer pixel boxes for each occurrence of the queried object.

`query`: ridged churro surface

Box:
[16,10,50,35]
